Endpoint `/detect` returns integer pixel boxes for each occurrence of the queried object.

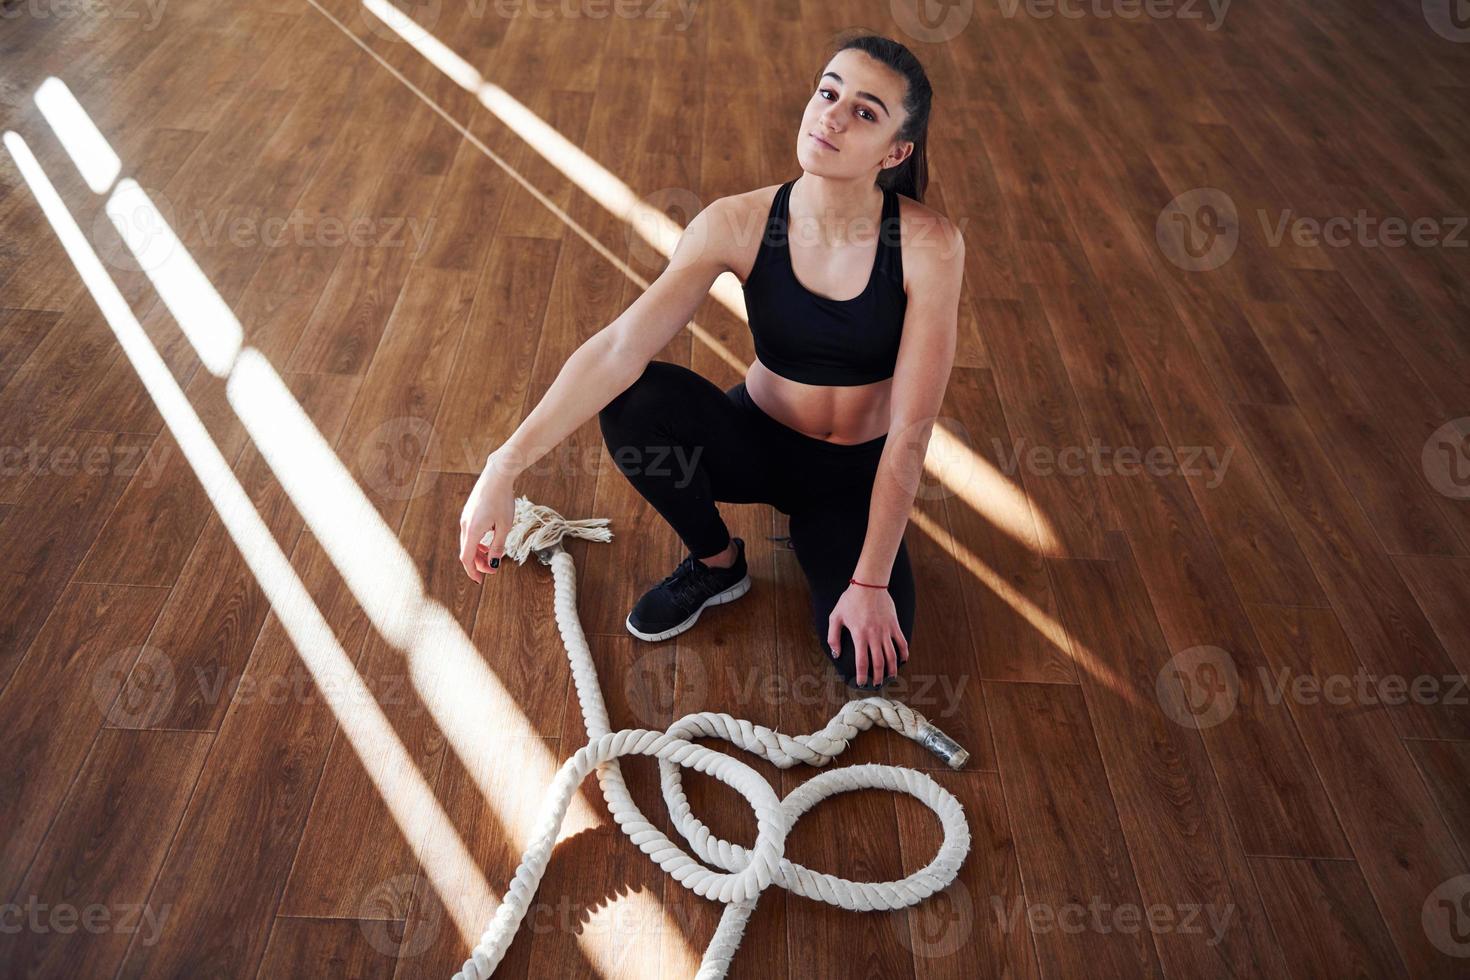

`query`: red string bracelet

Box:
[849,577,888,590]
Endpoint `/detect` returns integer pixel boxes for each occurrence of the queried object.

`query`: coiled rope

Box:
[454,497,972,979]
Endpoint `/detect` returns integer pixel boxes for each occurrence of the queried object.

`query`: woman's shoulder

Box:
[893,192,964,283]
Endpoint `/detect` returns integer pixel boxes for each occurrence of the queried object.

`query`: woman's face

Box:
[797,49,911,179]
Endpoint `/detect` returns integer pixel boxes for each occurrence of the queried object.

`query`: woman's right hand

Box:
[459,453,518,582]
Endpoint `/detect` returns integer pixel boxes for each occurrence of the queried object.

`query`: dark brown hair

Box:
[816,32,933,203]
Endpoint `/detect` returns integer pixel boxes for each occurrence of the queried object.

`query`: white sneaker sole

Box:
[624,574,752,642]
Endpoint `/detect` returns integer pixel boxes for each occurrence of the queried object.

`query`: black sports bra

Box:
[741,178,907,387]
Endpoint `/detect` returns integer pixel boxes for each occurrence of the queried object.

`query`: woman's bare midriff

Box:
[734,183,895,446]
[744,359,891,445]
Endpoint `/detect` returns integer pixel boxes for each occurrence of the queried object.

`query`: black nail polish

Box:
[489,557,500,568]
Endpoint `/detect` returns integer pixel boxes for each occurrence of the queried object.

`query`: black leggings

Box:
[597,360,915,688]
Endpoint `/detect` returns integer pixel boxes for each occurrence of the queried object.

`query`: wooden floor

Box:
[3,0,1469,977]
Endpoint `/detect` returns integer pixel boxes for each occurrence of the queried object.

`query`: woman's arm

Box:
[488,198,736,478]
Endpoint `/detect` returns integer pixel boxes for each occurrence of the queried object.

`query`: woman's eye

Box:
[819,90,875,122]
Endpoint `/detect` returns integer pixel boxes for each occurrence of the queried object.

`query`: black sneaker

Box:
[625,537,751,641]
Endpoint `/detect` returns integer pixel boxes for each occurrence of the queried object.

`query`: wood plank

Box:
[1047,536,1299,974]
[429,234,562,474]
[256,916,398,980]
[0,306,60,395]
[0,429,156,690]
[107,372,360,731]
[1232,401,1470,740]
[1392,554,1470,681]
[895,771,1039,979]
[1034,272,1346,857]
[1405,740,1470,868]
[1247,856,1407,979]
[937,366,1076,685]
[985,680,1162,977]
[1241,299,1464,557]
[278,471,504,919]
[0,583,169,900]
[0,729,209,978]
[0,296,126,503]
[281,169,446,377]
[1246,602,1470,977]
[970,294,1113,559]
[113,531,381,980]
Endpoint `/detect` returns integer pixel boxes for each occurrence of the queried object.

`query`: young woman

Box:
[460,34,964,690]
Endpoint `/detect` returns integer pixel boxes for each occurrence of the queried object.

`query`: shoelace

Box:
[659,546,739,606]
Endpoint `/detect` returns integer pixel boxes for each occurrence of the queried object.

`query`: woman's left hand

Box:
[828,583,909,686]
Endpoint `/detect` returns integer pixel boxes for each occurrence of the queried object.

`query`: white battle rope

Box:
[455,497,972,980]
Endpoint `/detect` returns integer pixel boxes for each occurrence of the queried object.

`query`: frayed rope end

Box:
[500,495,613,565]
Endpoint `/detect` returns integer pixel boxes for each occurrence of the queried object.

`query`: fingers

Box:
[882,634,899,682]
[458,518,482,583]
[826,616,842,661]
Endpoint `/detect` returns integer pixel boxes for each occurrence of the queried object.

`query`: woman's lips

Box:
[810,133,837,151]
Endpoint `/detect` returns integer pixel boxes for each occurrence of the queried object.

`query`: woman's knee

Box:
[598,359,690,428]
